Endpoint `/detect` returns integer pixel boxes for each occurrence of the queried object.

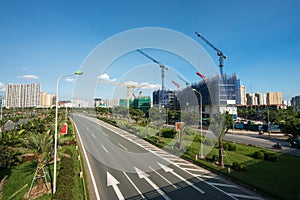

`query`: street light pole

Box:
[53,71,83,194]
[192,89,203,159]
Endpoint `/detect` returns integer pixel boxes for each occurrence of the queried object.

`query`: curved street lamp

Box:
[53,70,83,194]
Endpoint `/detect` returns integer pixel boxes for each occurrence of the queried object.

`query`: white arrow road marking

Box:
[149,166,177,189]
[101,145,109,153]
[122,172,145,199]
[134,167,171,200]
[107,172,125,200]
[157,162,205,194]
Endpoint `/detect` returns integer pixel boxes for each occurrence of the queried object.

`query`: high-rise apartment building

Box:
[5,83,40,108]
[267,92,282,106]
[239,85,246,105]
[246,93,257,105]
[255,92,266,105]
[40,92,55,108]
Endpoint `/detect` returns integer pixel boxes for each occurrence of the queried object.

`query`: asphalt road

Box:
[71,114,263,200]
[223,132,300,156]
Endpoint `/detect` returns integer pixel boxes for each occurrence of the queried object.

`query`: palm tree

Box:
[24,130,53,192]
[210,112,233,168]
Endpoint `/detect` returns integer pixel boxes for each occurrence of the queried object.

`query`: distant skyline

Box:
[0,0,299,101]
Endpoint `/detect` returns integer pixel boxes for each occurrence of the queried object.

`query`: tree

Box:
[24,130,53,192]
[210,112,233,168]
[283,118,300,138]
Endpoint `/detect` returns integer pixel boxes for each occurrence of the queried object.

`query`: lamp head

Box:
[74,71,83,75]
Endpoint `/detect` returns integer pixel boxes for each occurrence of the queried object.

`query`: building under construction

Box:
[119,96,151,115]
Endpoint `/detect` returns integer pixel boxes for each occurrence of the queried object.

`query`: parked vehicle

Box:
[290,138,300,148]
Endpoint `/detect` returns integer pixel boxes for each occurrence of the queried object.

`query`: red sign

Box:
[61,123,68,135]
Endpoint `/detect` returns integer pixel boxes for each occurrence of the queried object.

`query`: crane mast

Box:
[137,49,168,107]
[195,32,227,76]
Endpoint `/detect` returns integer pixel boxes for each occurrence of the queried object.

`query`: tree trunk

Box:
[36,157,45,191]
[218,137,224,168]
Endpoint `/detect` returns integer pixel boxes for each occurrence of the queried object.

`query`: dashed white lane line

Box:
[149,166,177,189]
[101,145,109,153]
[91,133,96,138]
[118,143,128,151]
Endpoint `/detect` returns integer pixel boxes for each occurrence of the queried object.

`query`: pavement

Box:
[71,114,264,200]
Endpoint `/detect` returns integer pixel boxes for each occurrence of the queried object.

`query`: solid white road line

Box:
[122,172,145,199]
[101,145,109,153]
[149,166,178,189]
[227,193,263,200]
[207,182,238,188]
[72,118,101,200]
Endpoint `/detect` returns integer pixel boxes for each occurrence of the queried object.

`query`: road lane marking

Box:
[207,182,238,188]
[181,167,206,173]
[227,193,263,200]
[149,166,177,189]
[157,162,205,194]
[71,117,101,200]
[122,172,145,199]
[118,143,128,151]
[134,167,171,200]
[91,133,96,138]
[101,145,109,153]
[107,172,125,200]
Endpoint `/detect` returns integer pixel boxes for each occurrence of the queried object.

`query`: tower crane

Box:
[99,81,138,108]
[177,75,190,87]
[195,32,227,76]
[137,49,168,107]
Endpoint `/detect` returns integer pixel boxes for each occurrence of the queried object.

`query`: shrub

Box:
[53,149,74,200]
[228,143,237,151]
[264,152,278,162]
[161,128,177,138]
[223,143,228,151]
[232,162,244,171]
[253,151,264,160]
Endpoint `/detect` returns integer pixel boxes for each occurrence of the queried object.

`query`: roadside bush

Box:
[264,152,278,162]
[204,139,215,146]
[160,128,177,138]
[232,162,244,171]
[252,151,278,162]
[223,143,228,151]
[53,149,74,200]
[228,143,237,151]
[252,151,264,160]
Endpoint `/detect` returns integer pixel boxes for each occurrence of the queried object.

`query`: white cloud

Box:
[18,75,39,80]
[97,73,116,82]
[65,78,75,82]
[21,67,28,70]
[123,81,161,89]
[139,82,161,89]
[0,82,5,92]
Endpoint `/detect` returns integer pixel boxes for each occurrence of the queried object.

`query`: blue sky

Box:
[0,0,299,101]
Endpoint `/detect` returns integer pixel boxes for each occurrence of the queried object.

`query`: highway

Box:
[71,114,262,200]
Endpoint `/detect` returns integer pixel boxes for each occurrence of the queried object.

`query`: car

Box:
[290,138,300,148]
